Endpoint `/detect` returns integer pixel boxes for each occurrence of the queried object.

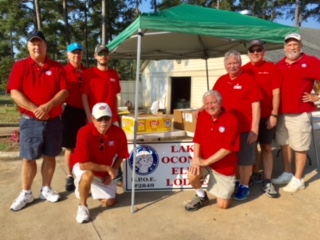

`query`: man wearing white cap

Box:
[71,102,129,224]
[273,33,320,192]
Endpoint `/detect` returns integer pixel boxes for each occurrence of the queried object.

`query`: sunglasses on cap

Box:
[248,48,263,53]
[96,116,111,122]
[99,138,105,151]
[97,51,109,57]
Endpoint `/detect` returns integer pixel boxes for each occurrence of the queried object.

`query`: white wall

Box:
[142,55,250,112]
[119,80,143,108]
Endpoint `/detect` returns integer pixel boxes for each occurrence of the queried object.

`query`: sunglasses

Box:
[249,48,263,53]
[97,52,109,57]
[96,116,111,122]
[78,77,83,87]
[99,138,105,151]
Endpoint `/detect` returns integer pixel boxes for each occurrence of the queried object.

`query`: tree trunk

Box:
[63,0,70,45]
[34,0,42,30]
[102,0,106,45]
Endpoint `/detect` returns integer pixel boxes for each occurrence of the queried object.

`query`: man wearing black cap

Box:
[7,30,69,211]
[273,33,320,192]
[242,40,282,198]
[62,43,87,192]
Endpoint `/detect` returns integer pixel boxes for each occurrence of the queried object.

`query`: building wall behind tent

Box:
[119,80,143,108]
[141,55,250,113]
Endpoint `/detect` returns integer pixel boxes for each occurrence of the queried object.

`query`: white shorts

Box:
[73,163,117,199]
[202,167,235,200]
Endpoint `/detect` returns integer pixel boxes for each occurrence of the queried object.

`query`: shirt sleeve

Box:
[7,61,25,93]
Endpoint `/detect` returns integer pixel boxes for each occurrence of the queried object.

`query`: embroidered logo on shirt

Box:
[233,84,242,89]
[219,126,226,133]
[301,63,307,68]
[110,78,116,82]
[108,141,114,146]
[45,70,52,76]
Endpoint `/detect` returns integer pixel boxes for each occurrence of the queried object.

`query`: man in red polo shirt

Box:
[242,40,282,198]
[7,31,69,211]
[213,50,261,201]
[71,102,129,224]
[273,33,320,192]
[185,90,240,211]
[82,44,121,125]
[62,43,87,192]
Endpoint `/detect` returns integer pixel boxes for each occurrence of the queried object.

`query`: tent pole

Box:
[131,29,143,213]
[205,58,209,90]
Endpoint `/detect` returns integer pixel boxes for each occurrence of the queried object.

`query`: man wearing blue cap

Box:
[62,43,87,191]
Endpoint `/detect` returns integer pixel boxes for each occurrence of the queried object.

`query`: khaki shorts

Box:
[275,113,312,151]
[73,163,117,200]
[202,167,235,200]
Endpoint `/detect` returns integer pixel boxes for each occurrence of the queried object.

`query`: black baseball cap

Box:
[28,30,46,42]
[95,44,109,54]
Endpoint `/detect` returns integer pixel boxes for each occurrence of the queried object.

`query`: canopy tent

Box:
[108,4,298,60]
[107,4,298,213]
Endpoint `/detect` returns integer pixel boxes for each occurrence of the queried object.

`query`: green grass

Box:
[0,95,20,124]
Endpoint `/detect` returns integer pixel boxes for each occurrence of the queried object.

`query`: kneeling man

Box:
[185,90,240,211]
[71,102,129,223]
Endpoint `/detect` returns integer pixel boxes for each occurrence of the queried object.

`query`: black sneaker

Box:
[252,173,263,184]
[185,192,209,212]
[65,176,75,192]
[262,182,279,198]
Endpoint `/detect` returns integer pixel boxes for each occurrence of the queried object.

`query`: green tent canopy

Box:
[108,4,298,60]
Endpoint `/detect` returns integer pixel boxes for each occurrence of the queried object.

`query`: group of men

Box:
[185,33,320,212]
[7,31,128,224]
[6,30,320,220]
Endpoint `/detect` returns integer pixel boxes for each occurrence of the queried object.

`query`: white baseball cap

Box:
[285,33,301,42]
[92,102,112,119]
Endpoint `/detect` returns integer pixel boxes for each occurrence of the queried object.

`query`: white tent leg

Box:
[131,29,143,213]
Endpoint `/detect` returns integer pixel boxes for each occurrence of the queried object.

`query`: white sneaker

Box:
[40,187,60,202]
[283,178,305,193]
[76,205,90,224]
[10,191,35,211]
[272,172,293,185]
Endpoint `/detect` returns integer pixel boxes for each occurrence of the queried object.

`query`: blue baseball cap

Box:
[67,43,83,53]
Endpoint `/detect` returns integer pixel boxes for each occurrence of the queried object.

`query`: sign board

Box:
[124,141,208,191]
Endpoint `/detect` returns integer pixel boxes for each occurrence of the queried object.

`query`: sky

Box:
[139,2,320,29]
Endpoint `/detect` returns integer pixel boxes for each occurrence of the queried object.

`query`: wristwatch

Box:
[271,114,278,118]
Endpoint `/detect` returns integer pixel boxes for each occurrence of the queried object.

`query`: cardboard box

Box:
[173,109,197,133]
[122,115,173,134]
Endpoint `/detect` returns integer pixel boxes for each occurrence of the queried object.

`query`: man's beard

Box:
[286,52,301,61]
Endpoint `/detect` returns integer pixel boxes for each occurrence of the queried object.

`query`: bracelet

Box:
[271,114,278,118]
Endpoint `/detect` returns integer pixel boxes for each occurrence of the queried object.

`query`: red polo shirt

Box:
[7,57,68,118]
[64,63,86,109]
[213,72,262,133]
[277,54,320,114]
[82,67,121,122]
[71,123,129,178]
[194,110,240,176]
[242,61,282,118]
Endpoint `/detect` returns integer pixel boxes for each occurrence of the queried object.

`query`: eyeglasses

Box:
[249,48,263,53]
[96,116,111,122]
[99,138,105,151]
[97,51,109,57]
